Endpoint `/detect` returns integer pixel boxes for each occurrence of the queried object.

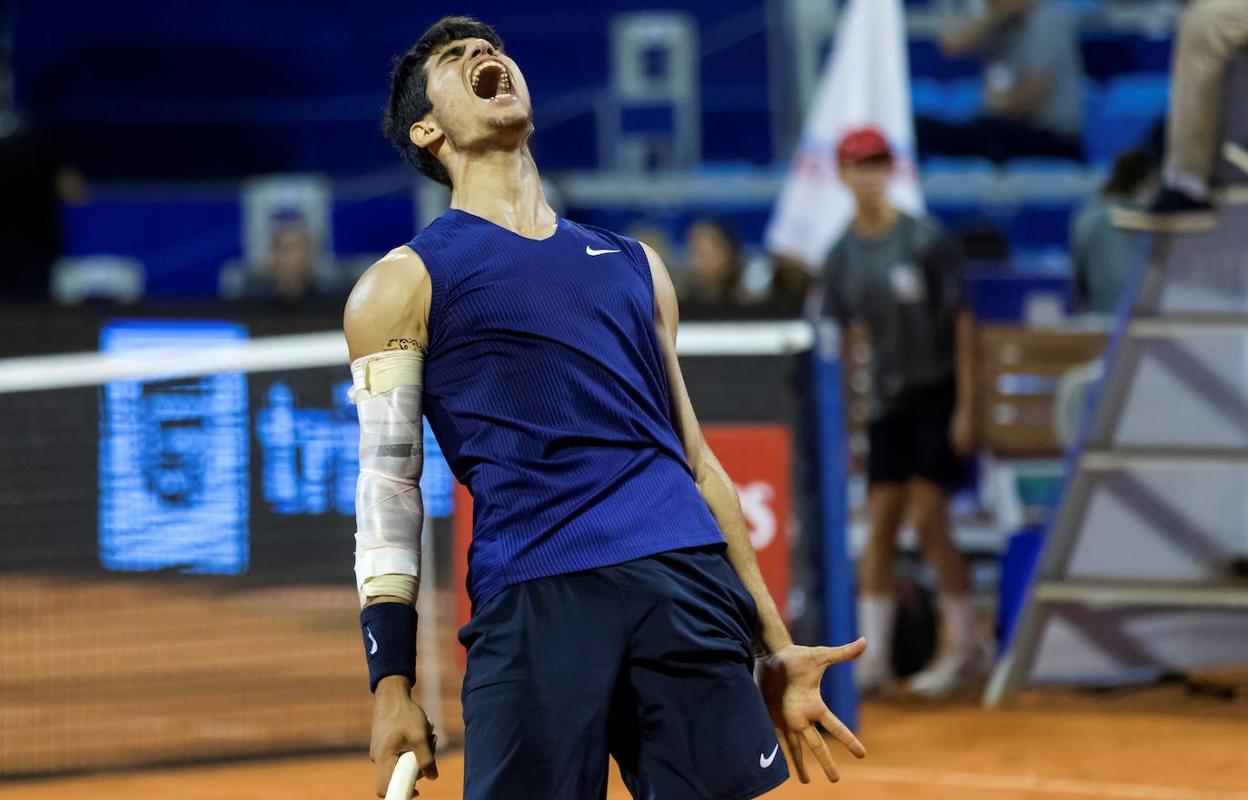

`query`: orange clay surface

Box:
[3,689,1247,800]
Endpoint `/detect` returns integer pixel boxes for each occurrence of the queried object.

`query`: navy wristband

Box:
[360,603,418,693]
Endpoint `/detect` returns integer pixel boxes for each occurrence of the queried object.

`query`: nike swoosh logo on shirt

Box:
[586,247,621,256]
[760,743,779,768]
[366,627,379,656]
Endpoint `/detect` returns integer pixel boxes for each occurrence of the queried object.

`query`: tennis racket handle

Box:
[384,751,419,800]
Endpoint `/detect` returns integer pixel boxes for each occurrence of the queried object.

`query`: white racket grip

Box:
[384,751,419,800]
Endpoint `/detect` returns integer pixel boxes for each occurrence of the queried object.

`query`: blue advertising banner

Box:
[97,320,457,578]
[99,321,251,574]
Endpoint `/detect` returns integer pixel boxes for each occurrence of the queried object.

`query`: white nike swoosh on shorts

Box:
[760,743,779,768]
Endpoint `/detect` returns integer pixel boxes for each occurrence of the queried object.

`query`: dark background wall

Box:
[12,0,773,180]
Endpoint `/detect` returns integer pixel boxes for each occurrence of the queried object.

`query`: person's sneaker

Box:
[906,647,983,699]
[1113,187,1216,232]
[1225,142,1248,178]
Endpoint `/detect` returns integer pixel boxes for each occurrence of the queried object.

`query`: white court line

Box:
[850,766,1248,800]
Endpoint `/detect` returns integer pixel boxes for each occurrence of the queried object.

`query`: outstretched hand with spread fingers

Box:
[759,637,868,784]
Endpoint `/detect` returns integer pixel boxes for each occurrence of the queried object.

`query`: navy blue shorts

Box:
[868,380,970,489]
[458,544,789,800]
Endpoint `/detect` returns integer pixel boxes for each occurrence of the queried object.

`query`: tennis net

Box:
[0,313,825,777]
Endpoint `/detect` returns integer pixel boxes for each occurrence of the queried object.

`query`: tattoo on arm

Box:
[385,338,424,352]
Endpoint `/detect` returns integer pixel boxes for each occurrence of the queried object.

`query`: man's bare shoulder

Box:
[343,246,431,360]
[352,246,429,297]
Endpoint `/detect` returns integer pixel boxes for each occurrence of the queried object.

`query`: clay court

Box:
[3,696,1247,799]
[3,578,1247,800]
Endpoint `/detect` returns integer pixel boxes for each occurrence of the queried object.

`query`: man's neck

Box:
[853,204,900,240]
[448,146,557,239]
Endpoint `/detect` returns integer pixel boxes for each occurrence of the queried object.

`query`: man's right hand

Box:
[370,675,438,798]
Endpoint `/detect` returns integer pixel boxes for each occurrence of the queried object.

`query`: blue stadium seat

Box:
[908,39,980,81]
[1105,74,1171,115]
[927,203,980,231]
[1084,73,1170,164]
[1085,116,1162,165]
[1012,247,1073,276]
[928,203,1013,240]
[1003,157,1084,173]
[1009,203,1077,251]
[923,157,998,203]
[1082,81,1104,135]
[693,160,763,176]
[1079,31,1138,82]
[964,270,1073,321]
[924,156,996,175]
[1080,31,1174,81]
[1129,35,1174,74]
[911,78,947,119]
[944,78,983,122]
[1001,158,1089,198]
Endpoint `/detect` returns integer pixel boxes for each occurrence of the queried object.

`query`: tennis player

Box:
[345,16,866,799]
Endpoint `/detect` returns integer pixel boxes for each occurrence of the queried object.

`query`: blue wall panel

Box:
[14,1,763,179]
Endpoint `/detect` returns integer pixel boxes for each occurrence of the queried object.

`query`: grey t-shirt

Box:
[980,2,1084,136]
[1072,195,1147,313]
[821,214,963,417]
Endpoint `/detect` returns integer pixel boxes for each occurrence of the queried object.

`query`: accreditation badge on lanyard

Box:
[888,262,925,304]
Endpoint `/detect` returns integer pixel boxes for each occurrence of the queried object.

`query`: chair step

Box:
[1035,579,1248,609]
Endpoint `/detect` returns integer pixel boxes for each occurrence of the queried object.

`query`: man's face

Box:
[840,157,893,206]
[418,37,533,151]
[268,225,315,287]
[687,223,735,288]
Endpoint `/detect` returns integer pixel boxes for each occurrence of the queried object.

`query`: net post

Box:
[811,319,858,731]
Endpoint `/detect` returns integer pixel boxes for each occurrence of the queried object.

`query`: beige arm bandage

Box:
[350,350,425,607]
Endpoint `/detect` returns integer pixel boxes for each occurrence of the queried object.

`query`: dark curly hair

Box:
[382,16,504,186]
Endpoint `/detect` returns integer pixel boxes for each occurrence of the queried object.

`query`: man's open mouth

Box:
[471,60,512,100]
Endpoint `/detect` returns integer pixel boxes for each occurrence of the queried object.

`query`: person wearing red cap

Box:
[822,127,981,698]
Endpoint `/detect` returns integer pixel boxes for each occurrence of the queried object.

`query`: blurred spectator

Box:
[680,218,748,311]
[237,212,338,306]
[820,127,979,698]
[766,255,814,316]
[1116,0,1248,230]
[624,221,678,275]
[918,0,1084,162]
[0,115,88,300]
[1072,149,1155,313]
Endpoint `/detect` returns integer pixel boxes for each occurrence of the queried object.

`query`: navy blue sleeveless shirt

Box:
[409,209,723,608]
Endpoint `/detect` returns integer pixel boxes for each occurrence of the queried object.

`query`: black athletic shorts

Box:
[458,544,788,800]
[867,380,970,489]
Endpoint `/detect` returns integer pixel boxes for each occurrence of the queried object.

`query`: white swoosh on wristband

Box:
[367,627,379,655]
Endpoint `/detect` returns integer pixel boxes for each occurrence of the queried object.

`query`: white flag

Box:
[765,0,923,269]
